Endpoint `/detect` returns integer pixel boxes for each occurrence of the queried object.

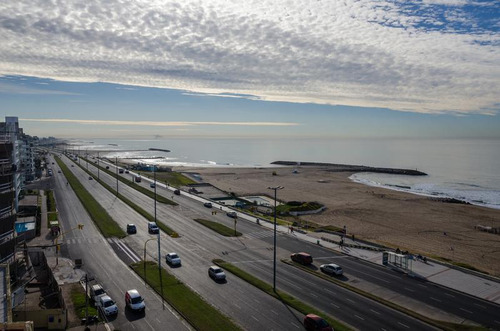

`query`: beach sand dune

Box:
[186,166,500,277]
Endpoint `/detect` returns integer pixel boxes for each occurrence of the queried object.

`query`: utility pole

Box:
[268,186,283,292]
[116,157,118,196]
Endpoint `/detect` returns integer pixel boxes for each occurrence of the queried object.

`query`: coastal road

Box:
[49,154,190,331]
[94,156,500,330]
[56,154,308,331]
[71,155,441,330]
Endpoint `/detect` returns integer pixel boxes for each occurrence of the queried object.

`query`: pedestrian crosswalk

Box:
[64,237,112,245]
[244,230,282,240]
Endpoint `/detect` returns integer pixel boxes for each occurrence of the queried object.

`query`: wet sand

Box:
[183,165,500,277]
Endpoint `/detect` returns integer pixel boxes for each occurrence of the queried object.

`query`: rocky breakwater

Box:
[271,161,427,176]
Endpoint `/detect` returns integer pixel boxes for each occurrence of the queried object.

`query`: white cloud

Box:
[1,0,499,114]
[21,118,298,127]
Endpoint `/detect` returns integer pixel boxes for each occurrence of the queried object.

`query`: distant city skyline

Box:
[1,0,499,139]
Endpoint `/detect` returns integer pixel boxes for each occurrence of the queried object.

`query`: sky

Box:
[0,0,499,139]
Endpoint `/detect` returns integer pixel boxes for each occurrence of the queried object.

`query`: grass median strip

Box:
[55,156,126,238]
[131,261,242,331]
[70,157,178,237]
[82,157,176,205]
[194,218,242,237]
[283,260,487,331]
[213,259,352,331]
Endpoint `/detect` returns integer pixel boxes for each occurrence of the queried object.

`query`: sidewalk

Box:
[256,217,500,305]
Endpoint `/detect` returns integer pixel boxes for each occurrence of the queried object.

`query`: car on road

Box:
[125,170,129,174]
[148,222,159,234]
[106,166,109,169]
[303,313,333,331]
[208,266,226,281]
[320,263,343,276]
[226,211,237,218]
[99,295,118,316]
[88,176,93,180]
[291,252,313,265]
[150,182,156,188]
[125,289,145,313]
[166,252,181,266]
[203,202,212,208]
[58,170,61,173]
[126,224,137,234]
[119,168,124,174]
[71,164,74,167]
[90,284,107,305]
[174,189,181,195]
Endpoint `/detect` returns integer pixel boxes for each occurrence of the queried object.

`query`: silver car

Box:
[208,266,226,281]
[166,252,181,266]
[99,295,118,316]
[320,263,343,276]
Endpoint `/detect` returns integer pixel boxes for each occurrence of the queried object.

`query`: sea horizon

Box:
[64,136,500,210]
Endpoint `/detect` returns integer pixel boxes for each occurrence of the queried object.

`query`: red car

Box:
[303,314,333,331]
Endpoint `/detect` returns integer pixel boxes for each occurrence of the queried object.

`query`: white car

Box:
[90,284,107,305]
[125,289,145,313]
[166,252,181,266]
[320,263,343,276]
[208,266,226,281]
[99,295,118,316]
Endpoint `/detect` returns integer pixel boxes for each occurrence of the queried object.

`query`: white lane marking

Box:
[252,316,259,322]
[346,298,355,304]
[354,269,391,284]
[417,284,427,288]
[370,309,381,315]
[310,293,318,298]
[234,303,241,309]
[444,293,455,298]
[494,320,500,324]
[330,303,340,309]
[473,303,486,309]
[324,288,337,295]
[291,322,301,329]
[398,322,410,329]
[271,310,278,315]
[459,308,473,314]
[355,315,365,320]
[404,287,415,292]
[430,297,442,302]
[156,318,161,323]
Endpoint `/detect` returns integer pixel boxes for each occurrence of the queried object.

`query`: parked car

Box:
[126,224,137,234]
[291,252,313,265]
[203,202,212,208]
[226,211,237,218]
[174,189,181,195]
[303,313,333,331]
[148,222,159,234]
[99,295,118,316]
[208,266,226,281]
[90,284,107,305]
[166,252,181,266]
[125,289,145,313]
[320,263,343,276]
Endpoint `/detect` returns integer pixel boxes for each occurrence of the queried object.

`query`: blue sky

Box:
[0,0,499,139]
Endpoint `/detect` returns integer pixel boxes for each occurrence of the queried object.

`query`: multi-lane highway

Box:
[53,153,500,330]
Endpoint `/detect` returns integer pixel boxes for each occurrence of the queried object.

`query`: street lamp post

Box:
[116,157,119,197]
[143,238,156,285]
[97,151,100,180]
[153,166,164,309]
[55,223,84,265]
[267,185,283,292]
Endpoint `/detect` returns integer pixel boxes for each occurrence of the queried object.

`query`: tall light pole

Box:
[143,238,156,285]
[267,185,283,292]
[153,165,164,309]
[97,151,100,180]
[116,157,119,197]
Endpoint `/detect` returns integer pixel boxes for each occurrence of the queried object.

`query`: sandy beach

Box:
[184,165,500,277]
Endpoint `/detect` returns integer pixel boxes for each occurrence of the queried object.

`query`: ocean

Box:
[66,137,500,210]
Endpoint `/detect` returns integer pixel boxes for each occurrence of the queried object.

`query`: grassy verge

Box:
[46,190,58,225]
[131,261,241,331]
[213,259,351,331]
[194,218,242,237]
[137,170,196,187]
[283,260,487,331]
[70,285,99,320]
[71,157,178,237]
[82,157,176,205]
[55,156,126,238]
